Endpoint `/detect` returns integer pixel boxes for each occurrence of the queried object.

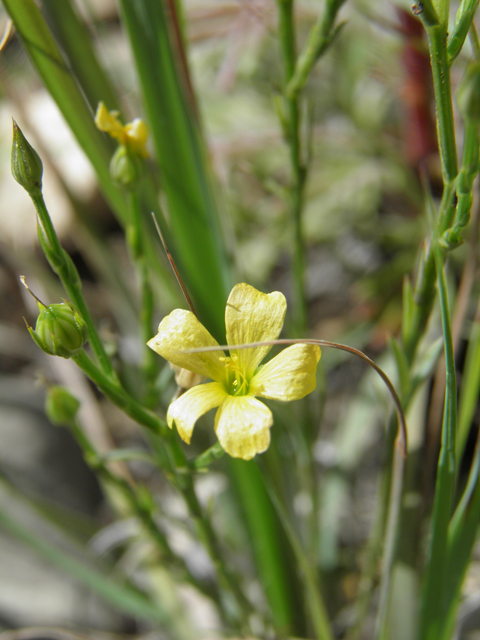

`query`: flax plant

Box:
[3,0,480,639]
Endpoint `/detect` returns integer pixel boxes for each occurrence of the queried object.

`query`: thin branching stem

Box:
[71,348,255,628]
[30,188,116,379]
[276,0,308,334]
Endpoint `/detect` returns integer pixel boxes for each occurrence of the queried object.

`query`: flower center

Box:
[220,354,250,396]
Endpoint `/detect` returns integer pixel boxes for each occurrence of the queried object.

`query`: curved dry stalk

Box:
[182,338,407,456]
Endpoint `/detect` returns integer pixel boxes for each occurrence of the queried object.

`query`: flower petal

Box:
[125,118,149,157]
[148,309,227,382]
[249,344,321,401]
[168,382,227,444]
[225,283,286,375]
[214,395,272,460]
[94,102,125,143]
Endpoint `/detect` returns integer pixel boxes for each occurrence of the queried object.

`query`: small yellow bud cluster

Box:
[95,102,149,188]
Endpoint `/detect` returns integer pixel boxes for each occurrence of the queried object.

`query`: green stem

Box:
[193,442,225,469]
[72,349,168,439]
[127,191,159,404]
[276,0,308,334]
[422,24,458,183]
[345,420,398,640]
[261,471,334,640]
[418,242,457,640]
[68,416,220,603]
[402,182,456,366]
[447,0,480,63]
[286,0,346,99]
[30,188,116,379]
[72,348,253,627]
[442,120,480,247]
[470,22,480,58]
[374,447,406,638]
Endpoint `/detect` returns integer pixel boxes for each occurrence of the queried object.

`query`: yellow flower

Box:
[147,283,321,460]
[95,102,149,157]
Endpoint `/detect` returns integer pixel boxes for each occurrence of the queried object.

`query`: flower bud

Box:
[110,145,143,188]
[11,120,43,193]
[457,63,480,124]
[45,386,80,427]
[95,102,149,157]
[27,301,88,358]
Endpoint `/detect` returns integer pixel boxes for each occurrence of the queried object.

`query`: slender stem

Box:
[72,348,254,627]
[418,242,457,640]
[276,0,308,333]
[402,172,456,366]
[403,240,437,364]
[68,415,221,604]
[262,470,335,640]
[181,477,254,629]
[286,0,346,99]
[447,0,480,63]
[442,119,480,247]
[470,22,480,59]
[72,348,169,428]
[30,188,116,379]
[373,447,406,638]
[344,418,398,640]
[127,192,159,404]
[193,442,225,469]
[420,20,458,183]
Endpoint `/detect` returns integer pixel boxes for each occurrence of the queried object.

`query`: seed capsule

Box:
[27,301,88,359]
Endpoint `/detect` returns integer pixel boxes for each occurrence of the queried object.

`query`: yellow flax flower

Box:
[147,283,321,460]
[95,102,149,158]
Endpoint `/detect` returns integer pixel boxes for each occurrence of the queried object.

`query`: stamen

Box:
[219,354,249,395]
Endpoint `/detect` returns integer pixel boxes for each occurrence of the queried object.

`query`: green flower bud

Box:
[110,145,143,188]
[45,386,80,427]
[457,63,480,124]
[27,301,88,358]
[11,120,43,193]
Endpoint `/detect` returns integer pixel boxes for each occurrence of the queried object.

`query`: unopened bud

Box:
[27,301,88,359]
[45,386,80,427]
[110,145,143,188]
[11,120,43,193]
